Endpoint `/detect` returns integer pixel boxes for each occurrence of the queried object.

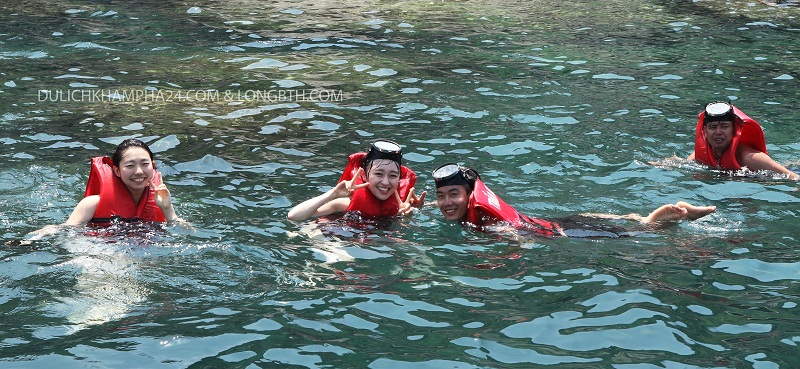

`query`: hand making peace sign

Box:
[150,172,173,210]
[331,167,370,199]
[396,187,427,216]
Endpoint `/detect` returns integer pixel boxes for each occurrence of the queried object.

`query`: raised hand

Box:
[396,187,426,216]
[406,187,426,208]
[332,167,369,199]
[150,172,173,210]
[287,167,370,221]
[150,172,184,223]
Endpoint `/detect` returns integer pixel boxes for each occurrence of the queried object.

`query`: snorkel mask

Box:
[362,139,402,169]
[432,163,478,191]
[703,101,735,125]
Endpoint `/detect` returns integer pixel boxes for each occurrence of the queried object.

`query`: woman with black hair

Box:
[65,138,181,225]
[287,139,425,221]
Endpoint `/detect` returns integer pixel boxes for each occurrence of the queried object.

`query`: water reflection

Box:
[42,236,149,336]
[3,0,800,368]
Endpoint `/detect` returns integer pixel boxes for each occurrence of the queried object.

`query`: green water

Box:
[2,1,800,368]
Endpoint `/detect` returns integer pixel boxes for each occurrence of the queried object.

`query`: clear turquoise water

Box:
[2,1,800,368]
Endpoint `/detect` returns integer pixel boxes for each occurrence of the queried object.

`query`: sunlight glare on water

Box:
[1,0,800,368]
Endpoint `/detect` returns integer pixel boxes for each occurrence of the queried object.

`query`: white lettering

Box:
[34,89,346,103]
[483,189,501,210]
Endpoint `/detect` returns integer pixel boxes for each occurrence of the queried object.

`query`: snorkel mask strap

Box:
[435,172,470,188]
[433,163,477,189]
[363,139,402,168]
[704,101,735,125]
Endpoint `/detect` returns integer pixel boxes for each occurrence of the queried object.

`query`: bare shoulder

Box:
[78,195,101,207]
[737,145,796,178]
[737,144,763,156]
[315,197,350,217]
[327,197,350,212]
[65,195,100,225]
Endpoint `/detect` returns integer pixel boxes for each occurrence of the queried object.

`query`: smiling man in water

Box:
[432,163,716,237]
[688,101,798,180]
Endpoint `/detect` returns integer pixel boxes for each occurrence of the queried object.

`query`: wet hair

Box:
[361,140,402,175]
[111,138,155,167]
[363,158,401,176]
[703,101,735,126]
[460,166,479,193]
[434,164,479,193]
[703,112,735,125]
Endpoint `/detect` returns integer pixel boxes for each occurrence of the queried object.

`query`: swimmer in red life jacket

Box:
[65,138,183,226]
[287,140,426,221]
[688,101,798,180]
[21,139,184,242]
[432,163,716,236]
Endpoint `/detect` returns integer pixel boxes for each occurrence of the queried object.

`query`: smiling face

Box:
[112,146,155,195]
[364,159,400,201]
[704,120,735,156]
[436,184,470,221]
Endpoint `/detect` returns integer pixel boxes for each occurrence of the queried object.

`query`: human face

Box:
[113,147,155,193]
[436,184,469,221]
[704,120,734,155]
[365,159,400,201]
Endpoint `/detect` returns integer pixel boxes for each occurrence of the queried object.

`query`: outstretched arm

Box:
[18,195,100,244]
[287,168,367,221]
[642,201,716,223]
[741,150,799,180]
[65,195,101,225]
[581,201,716,224]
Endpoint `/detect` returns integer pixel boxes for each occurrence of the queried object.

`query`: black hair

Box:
[435,164,479,193]
[703,112,735,125]
[460,166,479,193]
[703,101,735,126]
[363,157,401,176]
[361,140,402,175]
[111,138,155,167]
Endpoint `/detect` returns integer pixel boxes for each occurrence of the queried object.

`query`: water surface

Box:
[2,1,800,368]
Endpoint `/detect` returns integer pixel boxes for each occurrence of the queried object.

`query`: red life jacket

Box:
[84,156,167,225]
[337,152,417,218]
[466,178,562,237]
[693,105,768,170]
